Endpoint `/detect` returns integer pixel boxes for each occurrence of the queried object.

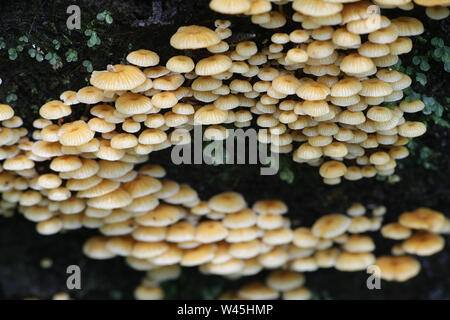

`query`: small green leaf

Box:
[45,52,53,60]
[28,48,36,58]
[36,53,44,62]
[419,60,431,72]
[434,48,445,59]
[105,15,113,24]
[6,93,18,103]
[8,48,17,60]
[416,73,427,86]
[96,12,106,21]
[280,168,295,184]
[412,56,421,65]
[431,37,444,48]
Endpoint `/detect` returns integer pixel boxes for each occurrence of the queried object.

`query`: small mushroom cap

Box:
[86,188,133,209]
[116,92,154,115]
[194,105,228,125]
[209,0,251,14]
[222,208,257,229]
[196,220,229,243]
[319,160,347,179]
[195,54,232,76]
[374,255,421,282]
[181,243,217,266]
[292,0,343,17]
[293,227,319,248]
[90,65,146,91]
[0,104,15,121]
[166,56,195,73]
[131,241,169,259]
[252,199,288,215]
[282,287,312,300]
[83,236,116,259]
[335,251,375,271]
[126,49,160,67]
[399,208,445,232]
[314,248,340,268]
[39,101,71,120]
[208,191,247,213]
[381,223,412,240]
[59,120,95,146]
[266,270,305,291]
[340,53,375,74]
[136,204,184,227]
[402,232,445,256]
[134,285,164,300]
[170,25,221,50]
[343,235,375,253]
[238,282,279,300]
[312,213,351,239]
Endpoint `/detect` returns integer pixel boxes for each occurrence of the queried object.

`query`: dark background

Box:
[0,0,449,299]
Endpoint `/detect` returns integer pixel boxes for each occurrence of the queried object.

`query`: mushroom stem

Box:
[278,4,284,14]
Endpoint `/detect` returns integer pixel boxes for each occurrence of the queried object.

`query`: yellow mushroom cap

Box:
[209,0,251,14]
[76,86,103,104]
[374,255,421,282]
[222,208,257,229]
[58,120,95,146]
[398,121,426,138]
[426,6,449,20]
[90,64,146,91]
[296,81,330,100]
[381,223,412,240]
[87,188,132,209]
[196,220,229,243]
[126,49,160,67]
[136,204,183,227]
[293,227,319,248]
[252,199,288,215]
[194,105,228,125]
[314,248,340,268]
[134,285,164,300]
[166,56,195,73]
[335,251,375,271]
[319,160,347,179]
[292,0,343,17]
[402,232,445,256]
[340,53,375,74]
[391,17,424,36]
[83,236,116,259]
[312,214,351,239]
[280,286,311,300]
[343,235,375,253]
[0,104,15,121]
[170,25,220,50]
[195,54,232,76]
[116,92,154,115]
[39,101,71,120]
[181,243,217,266]
[399,208,446,232]
[238,282,279,300]
[266,270,305,291]
[208,191,247,213]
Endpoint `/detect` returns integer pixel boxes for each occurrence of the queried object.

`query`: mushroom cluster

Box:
[0,0,448,300]
[204,0,439,184]
[125,198,448,300]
